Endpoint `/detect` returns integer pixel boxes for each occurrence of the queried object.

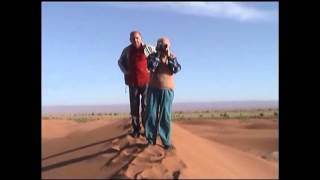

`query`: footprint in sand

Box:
[120,144,187,179]
[135,163,171,179]
[102,133,187,179]
[104,134,147,166]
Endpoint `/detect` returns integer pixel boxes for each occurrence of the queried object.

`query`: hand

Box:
[166,49,170,57]
[169,52,176,59]
[158,48,170,57]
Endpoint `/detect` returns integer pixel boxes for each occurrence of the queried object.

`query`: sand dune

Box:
[42,118,278,179]
[41,119,118,140]
[172,123,277,179]
[177,119,278,161]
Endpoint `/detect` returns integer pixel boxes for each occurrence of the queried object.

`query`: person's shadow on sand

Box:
[41,131,146,168]
[42,121,185,179]
[42,133,128,161]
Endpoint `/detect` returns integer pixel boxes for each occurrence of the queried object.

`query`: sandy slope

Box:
[42,118,278,179]
[41,119,118,140]
[171,123,278,179]
[176,119,279,161]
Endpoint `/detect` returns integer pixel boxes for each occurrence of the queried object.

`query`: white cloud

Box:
[108,2,277,22]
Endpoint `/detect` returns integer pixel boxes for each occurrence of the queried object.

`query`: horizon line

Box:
[42,100,279,107]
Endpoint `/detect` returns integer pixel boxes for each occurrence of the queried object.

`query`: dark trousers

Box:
[129,85,148,133]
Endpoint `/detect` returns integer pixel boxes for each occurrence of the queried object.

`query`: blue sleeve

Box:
[168,57,181,74]
[147,53,160,72]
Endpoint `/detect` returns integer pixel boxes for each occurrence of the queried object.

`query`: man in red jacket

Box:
[118,31,155,138]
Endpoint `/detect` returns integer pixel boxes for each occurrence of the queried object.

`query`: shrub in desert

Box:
[199,114,203,118]
[260,113,264,117]
[74,117,89,123]
[274,112,278,117]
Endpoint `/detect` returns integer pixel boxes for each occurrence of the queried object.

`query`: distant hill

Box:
[42,100,278,115]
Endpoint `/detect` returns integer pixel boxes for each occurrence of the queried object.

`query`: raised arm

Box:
[168,56,181,74]
[147,53,160,72]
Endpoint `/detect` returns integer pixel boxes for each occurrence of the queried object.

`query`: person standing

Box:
[118,31,155,138]
[144,37,181,150]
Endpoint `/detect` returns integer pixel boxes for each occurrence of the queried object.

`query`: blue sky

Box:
[42,2,278,106]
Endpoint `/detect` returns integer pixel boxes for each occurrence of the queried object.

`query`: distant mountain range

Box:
[42,100,278,115]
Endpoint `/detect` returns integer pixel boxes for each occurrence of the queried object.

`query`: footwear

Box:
[135,132,140,138]
[147,138,156,145]
[131,131,140,138]
[140,131,146,137]
[146,140,156,146]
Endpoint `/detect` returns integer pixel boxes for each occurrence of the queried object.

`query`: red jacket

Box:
[126,46,149,87]
[118,44,155,87]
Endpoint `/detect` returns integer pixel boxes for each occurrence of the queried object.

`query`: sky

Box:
[42,2,279,106]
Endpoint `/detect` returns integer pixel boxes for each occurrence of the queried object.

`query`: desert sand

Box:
[42,118,278,179]
[176,119,279,162]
